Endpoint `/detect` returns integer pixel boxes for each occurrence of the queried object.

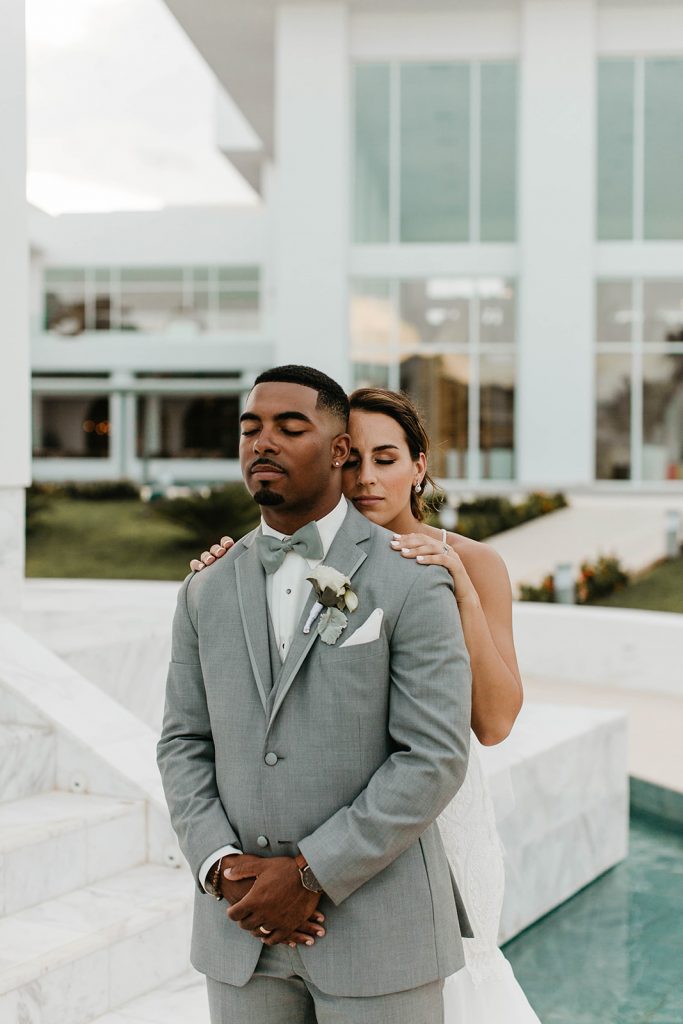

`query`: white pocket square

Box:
[340,608,384,648]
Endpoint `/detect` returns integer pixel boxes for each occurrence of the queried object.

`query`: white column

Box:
[0,0,30,610]
[273,3,350,388]
[517,0,595,485]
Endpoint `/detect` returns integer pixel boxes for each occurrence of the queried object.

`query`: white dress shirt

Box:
[200,496,349,893]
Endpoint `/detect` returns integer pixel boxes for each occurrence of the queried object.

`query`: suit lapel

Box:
[234,531,271,713]
[266,504,371,731]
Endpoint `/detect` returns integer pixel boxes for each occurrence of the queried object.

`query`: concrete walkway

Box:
[484,492,683,596]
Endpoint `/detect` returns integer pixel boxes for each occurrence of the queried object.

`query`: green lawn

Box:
[592,554,683,614]
[26,497,202,581]
[25,496,683,613]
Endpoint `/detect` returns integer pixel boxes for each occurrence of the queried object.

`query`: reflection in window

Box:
[120,289,187,333]
[352,363,391,389]
[643,281,683,344]
[399,354,469,478]
[399,279,470,345]
[480,355,515,480]
[33,396,110,458]
[595,356,631,479]
[398,277,515,347]
[44,266,260,335]
[350,279,394,363]
[136,396,240,459]
[350,277,516,479]
[643,355,683,480]
[478,279,516,344]
[596,281,633,343]
[44,269,88,335]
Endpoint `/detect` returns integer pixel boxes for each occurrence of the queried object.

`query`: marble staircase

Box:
[0,719,199,1024]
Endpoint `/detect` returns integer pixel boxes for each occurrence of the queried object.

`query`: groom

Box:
[157,365,473,1023]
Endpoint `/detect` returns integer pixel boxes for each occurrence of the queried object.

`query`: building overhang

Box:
[163,0,523,193]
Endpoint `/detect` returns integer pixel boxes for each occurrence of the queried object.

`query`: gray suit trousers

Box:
[206,943,444,1024]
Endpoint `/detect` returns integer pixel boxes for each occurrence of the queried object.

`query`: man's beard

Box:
[253,486,285,507]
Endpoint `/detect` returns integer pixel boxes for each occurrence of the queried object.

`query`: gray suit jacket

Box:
[157,501,473,998]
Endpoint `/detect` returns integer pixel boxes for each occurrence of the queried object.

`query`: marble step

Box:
[0,722,56,802]
[0,862,193,1024]
[0,790,146,915]
[89,967,209,1024]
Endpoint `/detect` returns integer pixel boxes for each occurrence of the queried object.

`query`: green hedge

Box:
[150,483,260,547]
[427,491,567,541]
[519,554,629,604]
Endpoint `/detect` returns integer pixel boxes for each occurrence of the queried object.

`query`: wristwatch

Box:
[295,852,323,893]
[205,857,224,900]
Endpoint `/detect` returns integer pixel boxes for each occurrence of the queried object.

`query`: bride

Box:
[191,385,541,1023]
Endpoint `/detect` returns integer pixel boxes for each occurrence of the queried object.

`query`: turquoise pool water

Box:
[503,813,683,1024]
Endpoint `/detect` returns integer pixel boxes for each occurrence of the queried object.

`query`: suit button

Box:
[264,752,278,766]
[256,835,269,848]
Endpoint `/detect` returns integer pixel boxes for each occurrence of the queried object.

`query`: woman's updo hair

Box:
[348,388,436,522]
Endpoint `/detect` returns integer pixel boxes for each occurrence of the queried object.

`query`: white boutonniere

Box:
[303,565,359,645]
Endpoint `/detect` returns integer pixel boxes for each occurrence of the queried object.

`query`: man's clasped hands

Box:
[219,853,326,948]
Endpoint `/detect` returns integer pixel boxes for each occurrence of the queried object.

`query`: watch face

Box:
[302,866,321,892]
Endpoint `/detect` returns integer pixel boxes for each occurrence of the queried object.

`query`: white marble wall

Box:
[513,602,683,697]
[481,703,629,942]
[0,617,179,866]
[0,489,26,618]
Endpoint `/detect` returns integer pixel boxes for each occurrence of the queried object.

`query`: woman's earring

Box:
[414,481,422,494]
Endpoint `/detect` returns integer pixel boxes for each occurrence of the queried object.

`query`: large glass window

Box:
[353,65,391,244]
[595,278,683,481]
[596,280,634,344]
[400,353,470,478]
[480,62,517,242]
[479,354,515,480]
[351,276,516,480]
[597,57,683,240]
[44,266,260,336]
[44,269,89,335]
[643,354,683,480]
[643,280,683,344]
[400,63,470,243]
[353,60,518,244]
[595,355,632,480]
[32,396,110,458]
[136,395,240,459]
[644,60,683,240]
[597,60,634,241]
[399,278,470,345]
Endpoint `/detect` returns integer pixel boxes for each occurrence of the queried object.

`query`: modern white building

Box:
[30,0,683,492]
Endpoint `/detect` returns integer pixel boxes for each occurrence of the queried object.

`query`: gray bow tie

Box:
[256,521,324,574]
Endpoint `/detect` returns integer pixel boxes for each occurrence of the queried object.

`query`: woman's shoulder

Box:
[437,528,509,580]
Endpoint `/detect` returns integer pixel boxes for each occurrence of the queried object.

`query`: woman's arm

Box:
[391,533,523,746]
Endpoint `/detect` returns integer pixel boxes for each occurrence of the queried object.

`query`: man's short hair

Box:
[253,365,350,426]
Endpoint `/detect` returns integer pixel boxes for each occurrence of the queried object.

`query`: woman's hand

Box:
[190,536,234,572]
[390,532,478,606]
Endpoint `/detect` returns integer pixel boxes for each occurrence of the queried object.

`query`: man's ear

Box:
[332,433,351,465]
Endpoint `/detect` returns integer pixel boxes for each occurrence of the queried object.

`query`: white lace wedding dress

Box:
[438,734,541,1021]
